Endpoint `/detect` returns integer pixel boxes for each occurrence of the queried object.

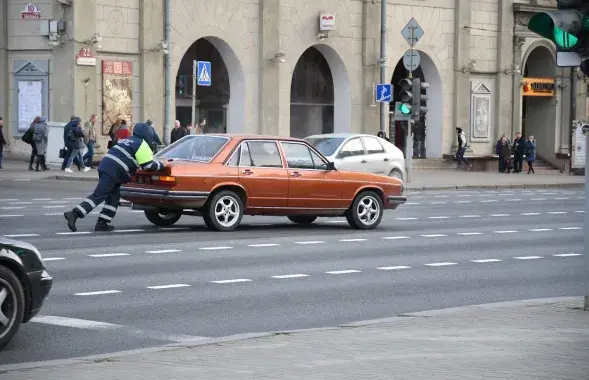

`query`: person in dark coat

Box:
[525,135,537,174]
[32,116,50,171]
[64,124,164,232]
[512,132,525,173]
[496,133,511,173]
[0,117,6,170]
[61,116,83,171]
[27,116,40,171]
[63,117,91,173]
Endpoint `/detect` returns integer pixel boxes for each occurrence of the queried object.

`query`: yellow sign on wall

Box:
[521,77,555,97]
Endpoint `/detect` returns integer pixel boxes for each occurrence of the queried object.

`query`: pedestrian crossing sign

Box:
[197,61,211,86]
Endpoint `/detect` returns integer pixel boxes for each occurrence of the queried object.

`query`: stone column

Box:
[139,1,165,134]
[361,0,379,135]
[511,36,525,135]
[495,0,514,139]
[453,0,471,137]
[260,0,281,135]
[0,0,7,127]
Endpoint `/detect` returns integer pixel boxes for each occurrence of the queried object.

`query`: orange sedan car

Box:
[119,134,407,231]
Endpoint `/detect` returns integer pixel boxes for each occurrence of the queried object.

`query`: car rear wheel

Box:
[0,266,25,351]
[389,169,403,181]
[204,190,244,232]
[346,191,384,230]
[144,211,182,226]
[287,216,317,224]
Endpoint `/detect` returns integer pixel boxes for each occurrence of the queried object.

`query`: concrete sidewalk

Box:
[1,297,587,379]
[0,158,585,190]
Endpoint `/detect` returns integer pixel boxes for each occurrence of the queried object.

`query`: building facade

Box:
[0,0,586,169]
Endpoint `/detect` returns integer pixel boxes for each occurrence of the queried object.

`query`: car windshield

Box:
[305,137,346,157]
[155,135,229,162]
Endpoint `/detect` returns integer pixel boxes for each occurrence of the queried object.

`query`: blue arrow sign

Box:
[376,84,392,103]
[197,61,211,86]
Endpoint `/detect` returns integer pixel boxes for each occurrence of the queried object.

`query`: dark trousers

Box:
[61,147,82,170]
[83,141,95,167]
[527,160,535,174]
[73,171,121,223]
[514,154,524,173]
[455,147,469,167]
[498,156,505,172]
[29,143,37,167]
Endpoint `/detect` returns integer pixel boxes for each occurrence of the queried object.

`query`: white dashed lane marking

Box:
[3,234,40,237]
[377,266,411,270]
[471,259,502,263]
[382,236,410,240]
[493,230,517,234]
[325,270,362,274]
[459,215,481,218]
[553,253,583,257]
[114,229,144,233]
[200,246,233,250]
[295,241,325,245]
[421,234,447,237]
[43,257,66,261]
[55,231,92,235]
[428,216,450,219]
[33,316,119,329]
[529,228,553,232]
[146,249,182,254]
[514,256,543,260]
[0,214,23,218]
[457,232,483,236]
[339,238,368,242]
[521,212,541,216]
[147,284,190,290]
[210,279,252,284]
[248,243,280,247]
[559,227,582,230]
[75,290,122,296]
[88,253,130,258]
[395,217,419,220]
[490,214,510,217]
[425,262,457,267]
[271,274,309,279]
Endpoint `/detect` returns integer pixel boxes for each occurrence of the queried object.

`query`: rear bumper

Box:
[24,269,53,323]
[120,187,210,200]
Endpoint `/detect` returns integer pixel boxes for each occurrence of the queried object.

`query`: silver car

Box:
[305,133,406,181]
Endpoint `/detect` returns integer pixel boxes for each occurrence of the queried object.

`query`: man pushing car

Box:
[64,123,164,232]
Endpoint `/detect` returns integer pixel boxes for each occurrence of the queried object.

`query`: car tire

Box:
[204,190,244,232]
[389,169,403,181]
[346,191,384,230]
[0,265,25,351]
[144,211,182,226]
[202,216,214,230]
[287,216,317,224]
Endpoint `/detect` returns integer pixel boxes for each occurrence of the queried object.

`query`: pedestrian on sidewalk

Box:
[107,114,123,149]
[24,116,40,171]
[63,116,91,173]
[114,119,130,141]
[0,117,6,170]
[455,128,472,170]
[32,116,50,171]
[64,124,164,232]
[61,116,83,171]
[525,135,536,174]
[512,132,525,173]
[496,134,511,173]
[82,114,97,169]
[377,131,390,142]
[170,120,187,143]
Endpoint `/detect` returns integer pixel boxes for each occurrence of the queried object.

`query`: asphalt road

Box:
[0,179,585,365]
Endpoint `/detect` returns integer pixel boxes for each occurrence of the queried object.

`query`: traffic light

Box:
[176,75,187,95]
[527,0,589,51]
[398,78,413,116]
[411,78,429,120]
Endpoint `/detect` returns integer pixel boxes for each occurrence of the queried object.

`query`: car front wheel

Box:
[144,210,182,226]
[346,191,384,230]
[287,216,317,224]
[204,190,244,231]
[0,266,25,351]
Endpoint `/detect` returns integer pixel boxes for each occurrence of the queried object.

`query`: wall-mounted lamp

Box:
[317,31,329,42]
[271,52,286,63]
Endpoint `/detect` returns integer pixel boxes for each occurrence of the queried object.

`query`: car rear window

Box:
[305,137,345,157]
[155,135,229,162]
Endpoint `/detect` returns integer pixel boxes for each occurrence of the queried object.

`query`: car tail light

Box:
[151,175,176,186]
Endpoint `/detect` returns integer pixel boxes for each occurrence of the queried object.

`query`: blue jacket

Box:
[98,135,164,182]
[525,140,536,161]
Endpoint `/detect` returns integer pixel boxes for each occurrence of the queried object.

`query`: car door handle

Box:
[290,172,302,177]
[383,158,390,162]
[242,169,253,175]
[361,160,367,163]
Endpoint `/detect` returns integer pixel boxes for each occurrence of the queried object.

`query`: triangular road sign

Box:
[199,65,210,83]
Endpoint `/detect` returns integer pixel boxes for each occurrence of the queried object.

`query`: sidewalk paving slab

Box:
[1,297,587,380]
[0,160,585,190]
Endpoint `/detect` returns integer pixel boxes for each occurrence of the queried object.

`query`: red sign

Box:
[21,3,41,19]
[76,47,96,66]
[102,60,133,75]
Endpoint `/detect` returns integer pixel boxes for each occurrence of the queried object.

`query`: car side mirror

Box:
[327,161,336,171]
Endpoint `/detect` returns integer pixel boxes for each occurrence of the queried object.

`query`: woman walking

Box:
[32,116,50,171]
[27,116,41,171]
[525,135,536,174]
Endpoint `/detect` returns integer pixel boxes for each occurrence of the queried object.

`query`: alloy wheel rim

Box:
[357,195,380,226]
[214,196,239,227]
[0,280,17,339]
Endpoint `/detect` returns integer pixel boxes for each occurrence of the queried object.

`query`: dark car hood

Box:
[0,237,39,252]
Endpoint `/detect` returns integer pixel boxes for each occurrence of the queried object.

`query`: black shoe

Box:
[95,221,115,232]
[64,211,78,232]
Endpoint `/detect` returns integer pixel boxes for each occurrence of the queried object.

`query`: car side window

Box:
[242,141,283,168]
[338,138,364,158]
[309,148,328,170]
[227,146,241,166]
[281,142,315,169]
[363,137,385,154]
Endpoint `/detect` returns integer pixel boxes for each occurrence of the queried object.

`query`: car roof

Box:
[305,133,374,139]
[203,134,306,143]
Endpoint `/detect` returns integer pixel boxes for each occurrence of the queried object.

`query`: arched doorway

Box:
[175,37,245,133]
[290,47,334,138]
[521,45,556,162]
[389,50,443,158]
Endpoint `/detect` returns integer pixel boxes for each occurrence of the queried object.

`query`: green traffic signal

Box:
[399,103,411,114]
[554,26,579,48]
[528,10,584,49]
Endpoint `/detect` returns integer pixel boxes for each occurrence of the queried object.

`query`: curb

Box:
[44,174,98,182]
[0,296,582,374]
